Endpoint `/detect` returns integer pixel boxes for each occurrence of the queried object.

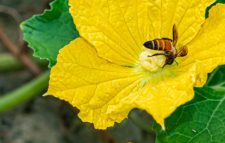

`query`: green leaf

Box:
[20,0,79,67]
[206,0,225,17]
[206,66,225,92]
[155,65,225,143]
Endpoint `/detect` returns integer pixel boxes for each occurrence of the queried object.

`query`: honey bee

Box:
[143,25,188,67]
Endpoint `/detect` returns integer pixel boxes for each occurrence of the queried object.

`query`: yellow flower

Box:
[47,0,225,129]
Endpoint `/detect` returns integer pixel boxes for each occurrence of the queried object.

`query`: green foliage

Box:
[155,65,225,143]
[20,0,79,67]
[206,0,225,17]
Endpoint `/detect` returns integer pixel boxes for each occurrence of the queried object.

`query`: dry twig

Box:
[0,27,42,75]
[0,5,23,45]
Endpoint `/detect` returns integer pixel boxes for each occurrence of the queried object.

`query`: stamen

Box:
[139,49,166,72]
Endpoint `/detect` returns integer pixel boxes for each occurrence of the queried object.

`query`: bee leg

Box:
[162,58,170,68]
[162,63,167,68]
[174,60,179,66]
[148,53,168,68]
[148,53,166,57]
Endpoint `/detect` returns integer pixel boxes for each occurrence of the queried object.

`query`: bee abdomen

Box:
[143,41,155,49]
[144,39,172,51]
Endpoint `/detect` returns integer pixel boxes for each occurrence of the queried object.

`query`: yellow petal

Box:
[169,0,215,46]
[69,0,214,65]
[182,4,225,87]
[47,38,141,129]
[136,64,197,128]
[141,4,225,127]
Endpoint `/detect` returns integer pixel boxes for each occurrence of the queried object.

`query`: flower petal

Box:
[69,0,214,65]
[47,38,141,129]
[140,3,225,128]
[168,0,215,46]
[136,64,197,128]
[182,4,225,87]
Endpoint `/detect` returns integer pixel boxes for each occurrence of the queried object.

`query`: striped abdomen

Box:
[144,39,173,52]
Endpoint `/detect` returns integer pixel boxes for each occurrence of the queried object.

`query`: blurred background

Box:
[0,0,155,143]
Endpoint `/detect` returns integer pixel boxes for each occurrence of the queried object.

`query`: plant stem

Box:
[0,71,49,112]
[0,54,22,71]
[0,54,48,72]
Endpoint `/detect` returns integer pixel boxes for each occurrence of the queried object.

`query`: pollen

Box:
[139,49,166,72]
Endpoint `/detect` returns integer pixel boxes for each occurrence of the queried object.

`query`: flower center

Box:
[139,49,166,72]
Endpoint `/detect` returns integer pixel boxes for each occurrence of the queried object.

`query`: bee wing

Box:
[173,24,178,46]
[177,46,188,57]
